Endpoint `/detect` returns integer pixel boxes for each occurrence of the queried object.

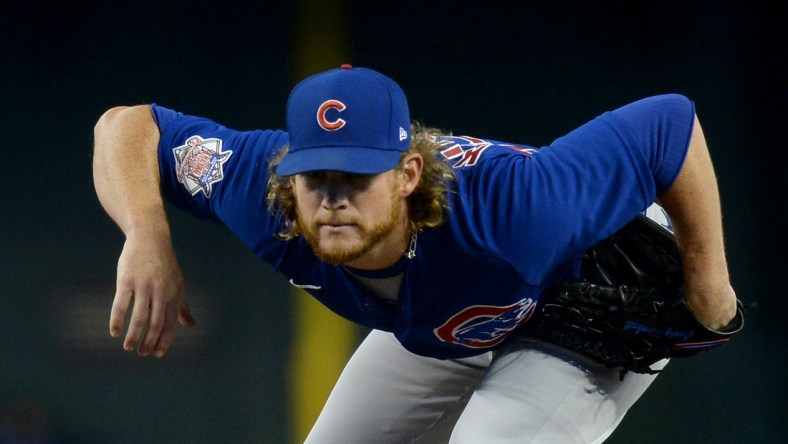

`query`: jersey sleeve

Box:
[151,104,290,257]
[610,94,693,194]
[452,94,695,284]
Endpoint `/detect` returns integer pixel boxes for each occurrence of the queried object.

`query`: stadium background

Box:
[1,1,784,442]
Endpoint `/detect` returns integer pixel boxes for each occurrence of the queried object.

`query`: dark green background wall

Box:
[1,1,784,442]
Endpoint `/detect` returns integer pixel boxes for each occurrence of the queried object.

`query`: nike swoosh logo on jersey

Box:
[289,279,322,290]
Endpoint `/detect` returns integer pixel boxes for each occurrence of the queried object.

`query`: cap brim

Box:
[275,146,402,176]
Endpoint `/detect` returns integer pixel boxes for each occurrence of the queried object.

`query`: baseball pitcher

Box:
[93,65,742,443]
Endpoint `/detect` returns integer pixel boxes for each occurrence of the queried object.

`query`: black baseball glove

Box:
[527,213,745,378]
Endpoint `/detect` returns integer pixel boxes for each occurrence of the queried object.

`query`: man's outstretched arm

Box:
[93,105,196,358]
[658,116,738,330]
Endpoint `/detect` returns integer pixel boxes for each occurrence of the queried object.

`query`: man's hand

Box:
[110,229,196,358]
[685,283,739,331]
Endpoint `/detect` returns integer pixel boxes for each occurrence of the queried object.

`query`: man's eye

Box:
[298,172,374,187]
[347,173,375,186]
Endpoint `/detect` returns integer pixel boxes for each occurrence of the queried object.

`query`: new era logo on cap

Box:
[276,64,412,176]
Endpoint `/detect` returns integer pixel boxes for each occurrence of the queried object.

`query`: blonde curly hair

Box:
[266,123,455,240]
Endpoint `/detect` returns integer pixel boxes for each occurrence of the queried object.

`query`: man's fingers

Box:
[110,288,133,338]
[154,306,179,358]
[178,298,197,329]
[124,294,151,352]
[139,296,167,356]
[111,276,191,357]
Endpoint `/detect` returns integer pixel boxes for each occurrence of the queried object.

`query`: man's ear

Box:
[399,153,423,197]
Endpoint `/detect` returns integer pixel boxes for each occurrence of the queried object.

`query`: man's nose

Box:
[320,177,350,210]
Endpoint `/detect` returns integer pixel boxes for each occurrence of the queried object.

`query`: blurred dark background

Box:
[1,0,785,443]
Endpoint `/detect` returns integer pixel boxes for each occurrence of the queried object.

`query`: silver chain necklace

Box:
[406,230,418,259]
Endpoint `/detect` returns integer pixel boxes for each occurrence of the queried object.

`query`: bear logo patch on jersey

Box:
[437,136,492,168]
[434,298,537,349]
[436,135,536,168]
[172,135,233,198]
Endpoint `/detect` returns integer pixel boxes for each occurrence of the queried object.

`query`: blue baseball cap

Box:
[276,64,412,176]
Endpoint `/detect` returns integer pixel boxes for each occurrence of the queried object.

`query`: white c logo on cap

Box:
[316,100,347,131]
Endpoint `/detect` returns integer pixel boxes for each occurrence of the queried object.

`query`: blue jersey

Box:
[153,94,694,359]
